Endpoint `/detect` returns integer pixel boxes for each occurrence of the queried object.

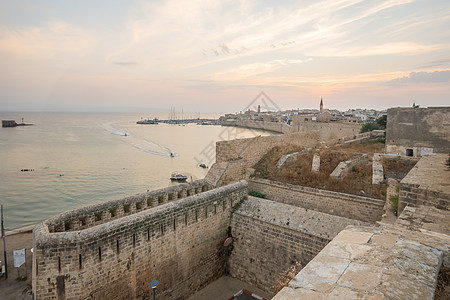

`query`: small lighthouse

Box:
[320,98,323,112]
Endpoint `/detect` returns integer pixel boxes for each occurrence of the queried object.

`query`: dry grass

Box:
[272,261,302,291]
[381,157,417,179]
[253,141,387,200]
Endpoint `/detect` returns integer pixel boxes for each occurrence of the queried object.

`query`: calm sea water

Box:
[0,112,271,230]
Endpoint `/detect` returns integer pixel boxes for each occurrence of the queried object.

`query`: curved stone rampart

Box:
[32,180,248,300]
[45,179,210,233]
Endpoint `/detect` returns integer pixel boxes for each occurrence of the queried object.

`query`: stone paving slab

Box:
[290,254,350,292]
[272,224,446,300]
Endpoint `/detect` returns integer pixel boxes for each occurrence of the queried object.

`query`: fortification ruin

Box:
[386,106,450,156]
[33,107,449,299]
[33,180,247,299]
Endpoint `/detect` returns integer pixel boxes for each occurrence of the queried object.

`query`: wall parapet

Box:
[399,154,450,213]
[230,197,368,293]
[249,178,384,223]
[44,179,211,233]
[33,181,248,300]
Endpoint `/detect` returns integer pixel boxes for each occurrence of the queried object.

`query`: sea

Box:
[0,112,272,230]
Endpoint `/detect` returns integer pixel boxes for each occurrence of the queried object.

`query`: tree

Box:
[360,115,386,133]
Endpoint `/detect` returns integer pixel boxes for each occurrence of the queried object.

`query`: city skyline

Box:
[0,0,449,113]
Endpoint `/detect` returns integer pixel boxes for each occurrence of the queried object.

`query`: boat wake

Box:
[101,122,176,157]
[132,139,177,157]
[101,123,129,136]
[132,145,177,157]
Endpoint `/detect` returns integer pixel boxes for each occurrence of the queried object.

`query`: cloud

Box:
[215,58,306,80]
[418,59,450,69]
[389,70,450,85]
[114,62,138,66]
[0,21,92,58]
[308,42,443,58]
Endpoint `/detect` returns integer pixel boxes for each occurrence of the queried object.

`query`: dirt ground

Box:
[0,231,33,300]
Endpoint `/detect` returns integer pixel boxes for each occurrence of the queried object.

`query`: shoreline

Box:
[0,231,33,299]
[4,224,36,237]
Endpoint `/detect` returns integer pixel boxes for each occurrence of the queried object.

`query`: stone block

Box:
[337,262,382,291]
[291,254,350,292]
[333,231,373,244]
[311,153,320,172]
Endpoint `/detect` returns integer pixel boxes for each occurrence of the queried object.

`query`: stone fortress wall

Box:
[248,179,384,223]
[215,131,322,170]
[221,117,361,138]
[399,153,450,213]
[386,107,450,156]
[33,180,248,299]
[46,179,211,233]
[221,119,292,134]
[229,197,369,293]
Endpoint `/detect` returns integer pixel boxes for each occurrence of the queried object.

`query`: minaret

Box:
[320,98,323,112]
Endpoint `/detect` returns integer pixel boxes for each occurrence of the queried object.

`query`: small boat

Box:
[170,173,188,182]
[170,151,175,157]
[199,163,207,169]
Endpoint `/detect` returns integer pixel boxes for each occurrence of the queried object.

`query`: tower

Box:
[320,98,323,112]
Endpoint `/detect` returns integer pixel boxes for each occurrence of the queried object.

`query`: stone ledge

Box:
[272,225,446,300]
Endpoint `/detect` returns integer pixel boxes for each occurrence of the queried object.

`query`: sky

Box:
[0,0,449,113]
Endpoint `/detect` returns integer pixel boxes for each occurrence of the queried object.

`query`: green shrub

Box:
[360,115,387,133]
[390,195,399,213]
[249,191,265,198]
[368,138,385,144]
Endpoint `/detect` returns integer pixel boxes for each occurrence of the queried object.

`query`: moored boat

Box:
[170,173,188,182]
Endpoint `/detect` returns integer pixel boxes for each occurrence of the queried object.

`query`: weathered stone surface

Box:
[273,287,324,300]
[249,178,384,223]
[320,241,372,260]
[291,254,350,292]
[229,197,368,293]
[372,153,384,184]
[276,152,300,168]
[332,230,373,244]
[234,197,369,240]
[312,153,320,172]
[273,225,446,300]
[386,107,450,155]
[330,154,369,179]
[398,154,450,212]
[327,286,385,300]
[338,263,382,291]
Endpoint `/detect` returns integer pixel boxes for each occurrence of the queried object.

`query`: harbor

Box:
[137,117,220,125]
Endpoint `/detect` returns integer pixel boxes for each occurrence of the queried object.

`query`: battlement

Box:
[33,181,247,299]
[44,179,211,233]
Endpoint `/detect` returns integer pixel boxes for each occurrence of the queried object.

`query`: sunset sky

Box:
[1,0,449,113]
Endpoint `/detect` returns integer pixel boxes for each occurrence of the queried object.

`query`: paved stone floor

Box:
[188,276,275,300]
